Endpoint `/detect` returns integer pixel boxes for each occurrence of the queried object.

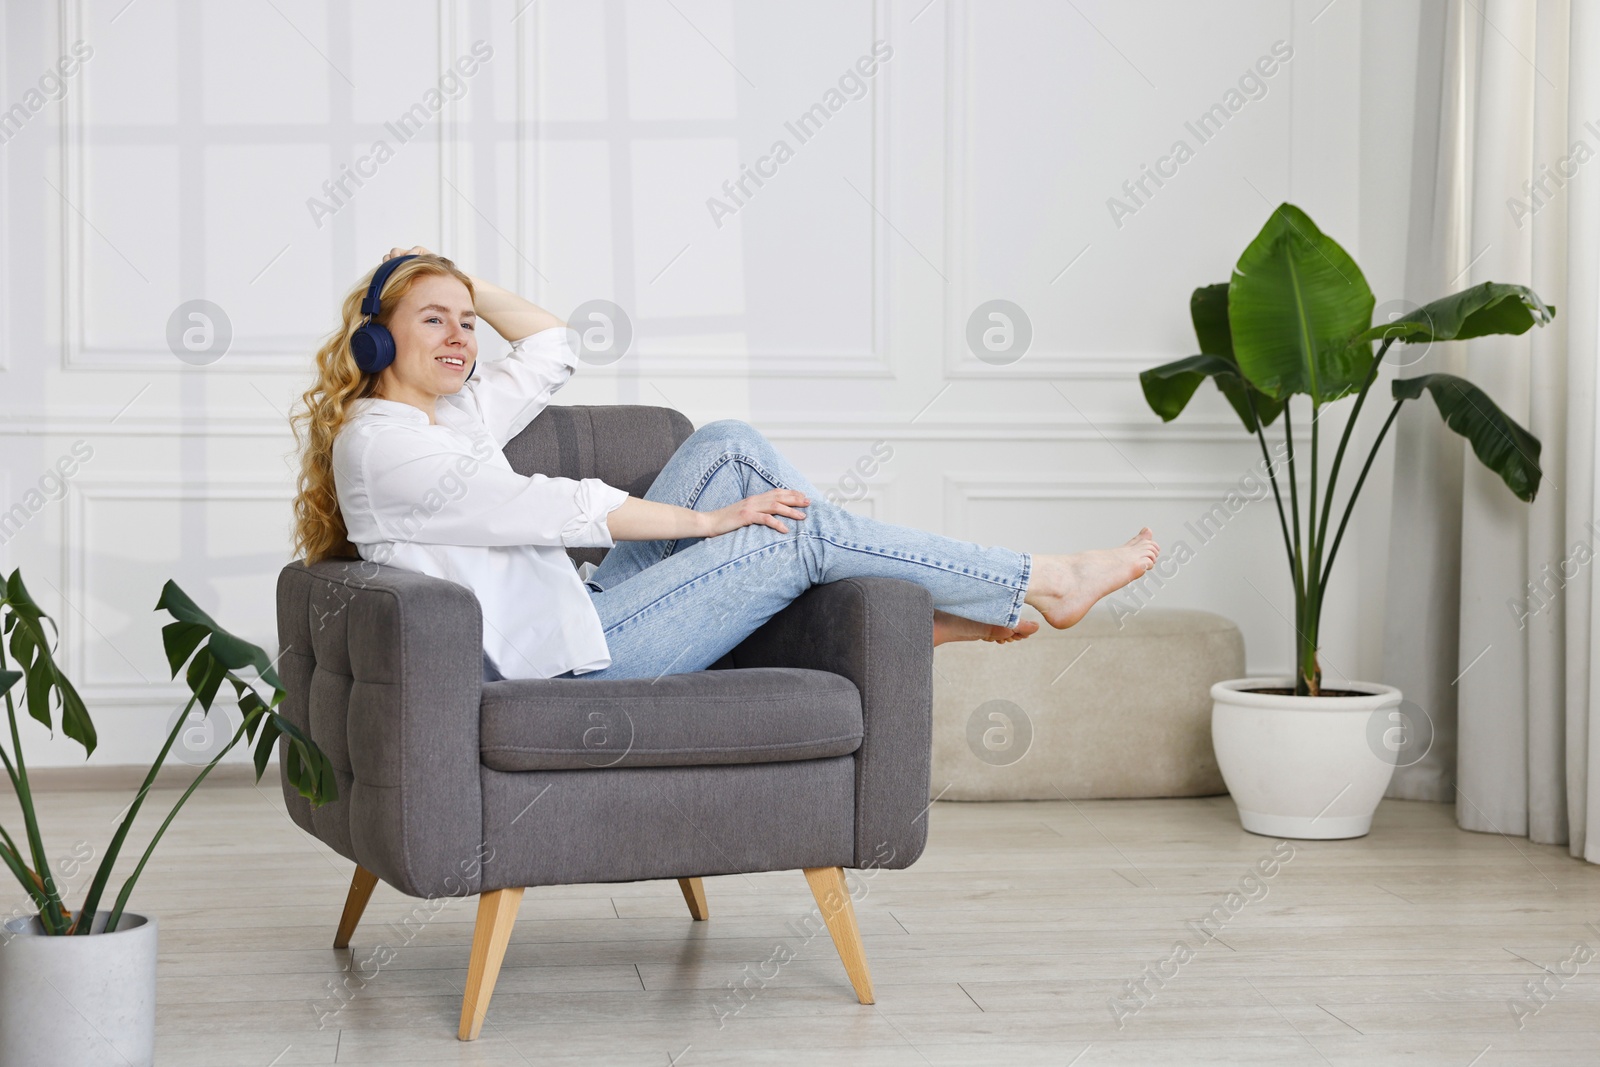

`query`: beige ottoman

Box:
[930,607,1243,801]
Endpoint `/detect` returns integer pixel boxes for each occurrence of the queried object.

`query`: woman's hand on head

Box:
[704,489,810,537]
[384,245,434,262]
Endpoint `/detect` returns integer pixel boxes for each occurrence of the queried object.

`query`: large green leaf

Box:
[1139,285,1287,431]
[268,711,337,805]
[1190,283,1285,431]
[1358,282,1555,345]
[1229,203,1375,402]
[155,581,282,691]
[1140,354,1242,421]
[1393,373,1542,501]
[184,649,229,712]
[3,572,97,755]
[1190,282,1233,359]
[152,583,332,806]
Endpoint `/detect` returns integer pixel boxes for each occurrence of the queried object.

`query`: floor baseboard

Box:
[0,762,267,793]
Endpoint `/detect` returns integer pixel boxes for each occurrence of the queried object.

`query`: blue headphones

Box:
[350,254,475,380]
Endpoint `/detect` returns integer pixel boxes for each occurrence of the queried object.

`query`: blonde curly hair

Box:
[290,254,474,564]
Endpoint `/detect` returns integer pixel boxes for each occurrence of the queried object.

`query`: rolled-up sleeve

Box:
[565,478,631,547]
[350,425,629,549]
[454,327,580,447]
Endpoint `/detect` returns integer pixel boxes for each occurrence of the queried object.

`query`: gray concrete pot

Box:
[0,911,157,1067]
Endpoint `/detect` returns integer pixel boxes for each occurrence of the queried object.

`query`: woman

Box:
[291,248,1159,681]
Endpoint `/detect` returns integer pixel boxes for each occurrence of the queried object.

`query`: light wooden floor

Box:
[14,782,1600,1065]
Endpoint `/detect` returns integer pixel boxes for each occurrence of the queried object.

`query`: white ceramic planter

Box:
[1211,677,1401,840]
[0,911,157,1067]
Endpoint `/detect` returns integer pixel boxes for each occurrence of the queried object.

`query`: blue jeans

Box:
[570,420,1031,681]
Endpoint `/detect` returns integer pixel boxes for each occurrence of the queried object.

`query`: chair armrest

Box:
[725,577,934,870]
[277,560,486,898]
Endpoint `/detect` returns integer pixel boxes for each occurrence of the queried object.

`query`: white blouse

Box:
[331,326,630,680]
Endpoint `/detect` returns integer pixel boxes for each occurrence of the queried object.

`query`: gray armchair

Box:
[275,405,934,1040]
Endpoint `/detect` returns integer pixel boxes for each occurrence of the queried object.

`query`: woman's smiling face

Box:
[374,273,478,402]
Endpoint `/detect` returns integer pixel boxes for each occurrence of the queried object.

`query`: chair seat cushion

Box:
[479,667,863,771]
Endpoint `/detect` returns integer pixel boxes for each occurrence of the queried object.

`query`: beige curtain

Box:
[1384,0,1600,863]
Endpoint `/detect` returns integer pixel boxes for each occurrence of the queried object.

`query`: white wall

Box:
[0,0,1422,768]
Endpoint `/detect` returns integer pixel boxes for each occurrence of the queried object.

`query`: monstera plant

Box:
[1140,203,1553,698]
[0,571,336,1065]
[0,572,335,935]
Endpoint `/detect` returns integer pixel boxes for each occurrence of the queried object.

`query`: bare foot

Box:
[1024,528,1159,629]
[933,610,1040,646]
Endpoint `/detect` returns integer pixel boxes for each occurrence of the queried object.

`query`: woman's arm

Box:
[607,489,811,541]
[341,425,628,550]
[467,274,564,342]
[381,246,563,340]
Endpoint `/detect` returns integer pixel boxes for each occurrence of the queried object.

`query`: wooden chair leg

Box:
[332,865,379,950]
[677,877,709,921]
[458,887,525,1041]
[802,866,875,1004]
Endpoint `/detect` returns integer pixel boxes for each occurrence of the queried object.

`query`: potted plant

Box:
[0,570,335,1065]
[1139,203,1553,839]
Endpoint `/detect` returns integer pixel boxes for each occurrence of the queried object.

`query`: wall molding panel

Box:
[489,0,897,379]
[940,474,1283,540]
